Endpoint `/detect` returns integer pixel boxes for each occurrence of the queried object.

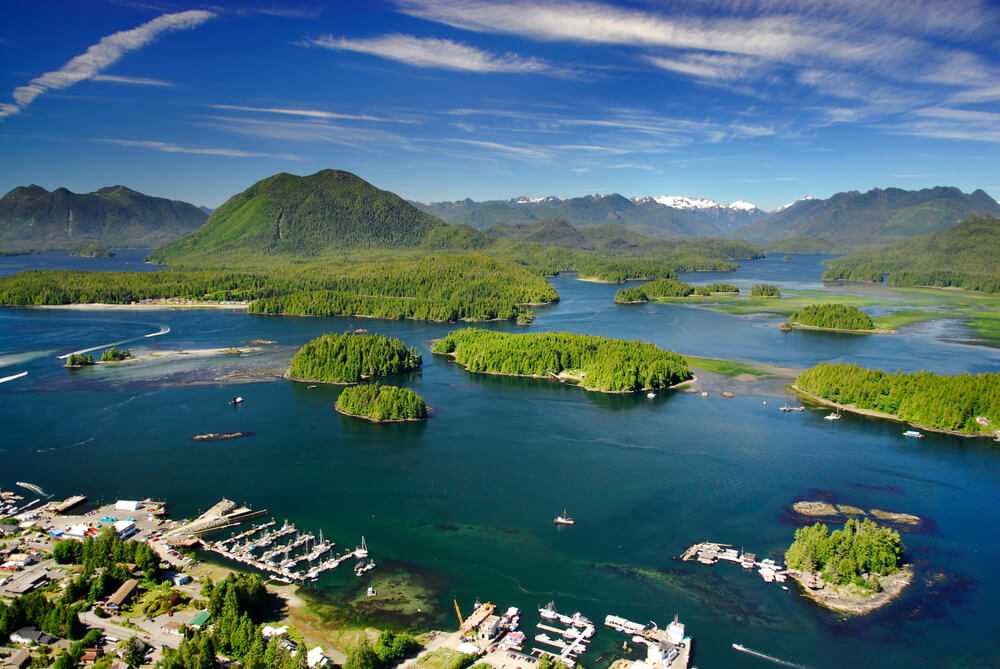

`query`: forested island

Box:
[795,362,1000,435]
[614,279,738,303]
[432,328,691,392]
[751,283,781,297]
[785,304,877,332]
[335,384,428,422]
[785,518,908,613]
[288,332,421,383]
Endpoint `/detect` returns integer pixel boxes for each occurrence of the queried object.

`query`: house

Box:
[189,611,211,629]
[2,649,30,669]
[113,520,137,539]
[161,621,185,636]
[3,572,48,595]
[261,625,289,638]
[104,578,139,612]
[307,647,330,668]
[10,626,57,645]
[79,647,103,664]
[7,553,34,567]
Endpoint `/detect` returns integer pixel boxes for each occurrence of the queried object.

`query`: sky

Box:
[0,0,998,211]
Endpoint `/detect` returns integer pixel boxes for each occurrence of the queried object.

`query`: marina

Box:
[681,542,790,586]
[200,520,374,583]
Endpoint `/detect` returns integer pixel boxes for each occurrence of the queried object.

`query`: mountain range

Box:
[415,186,1000,243]
[414,193,768,238]
[0,185,207,252]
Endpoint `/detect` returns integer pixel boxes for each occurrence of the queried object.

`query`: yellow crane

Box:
[454,599,464,627]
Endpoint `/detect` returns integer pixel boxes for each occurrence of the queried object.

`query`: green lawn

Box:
[684,356,772,377]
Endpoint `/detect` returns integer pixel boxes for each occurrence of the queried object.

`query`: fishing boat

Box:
[553,510,575,525]
[824,411,841,421]
[903,430,924,438]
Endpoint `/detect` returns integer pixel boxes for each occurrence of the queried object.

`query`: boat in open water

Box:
[554,509,575,525]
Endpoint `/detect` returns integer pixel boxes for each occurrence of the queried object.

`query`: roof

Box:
[190,611,211,627]
[107,578,139,605]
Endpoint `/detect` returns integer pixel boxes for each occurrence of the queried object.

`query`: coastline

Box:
[791,384,1000,439]
[333,405,428,423]
[790,565,914,614]
[437,351,695,394]
[36,300,249,310]
[784,321,893,335]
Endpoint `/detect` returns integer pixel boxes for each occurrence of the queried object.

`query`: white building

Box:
[115,500,141,512]
[113,519,137,539]
[262,625,289,639]
[307,647,330,668]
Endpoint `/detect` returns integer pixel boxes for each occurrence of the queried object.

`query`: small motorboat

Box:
[367,586,376,597]
[229,396,243,405]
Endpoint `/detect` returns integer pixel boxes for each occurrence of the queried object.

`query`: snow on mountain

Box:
[650,195,720,209]
[632,195,761,212]
[775,196,815,212]
[509,195,563,205]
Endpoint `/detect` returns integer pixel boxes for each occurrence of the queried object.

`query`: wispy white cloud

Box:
[881,107,1000,143]
[303,33,553,74]
[645,53,758,81]
[431,138,551,159]
[96,138,299,159]
[1,10,213,120]
[92,74,174,86]
[194,114,420,152]
[208,104,408,123]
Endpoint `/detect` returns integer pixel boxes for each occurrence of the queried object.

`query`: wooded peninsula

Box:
[795,362,1000,434]
[288,332,422,384]
[614,279,739,303]
[432,328,691,392]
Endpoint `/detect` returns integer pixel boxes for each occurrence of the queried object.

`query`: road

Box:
[79,610,181,651]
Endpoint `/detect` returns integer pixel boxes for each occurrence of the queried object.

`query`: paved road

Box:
[79,610,181,650]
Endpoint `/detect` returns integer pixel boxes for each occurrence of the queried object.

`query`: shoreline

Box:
[790,565,914,614]
[784,321,893,335]
[436,351,695,394]
[792,384,1000,439]
[36,300,249,310]
[333,405,428,423]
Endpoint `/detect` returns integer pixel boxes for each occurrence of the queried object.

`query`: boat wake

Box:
[57,325,170,360]
[16,481,51,498]
[0,371,28,384]
[733,644,810,668]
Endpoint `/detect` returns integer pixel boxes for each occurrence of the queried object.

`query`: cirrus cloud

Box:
[1,10,214,120]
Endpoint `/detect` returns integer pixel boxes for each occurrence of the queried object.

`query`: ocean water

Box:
[1,253,998,668]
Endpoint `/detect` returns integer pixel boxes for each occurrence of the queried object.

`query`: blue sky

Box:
[1,0,998,210]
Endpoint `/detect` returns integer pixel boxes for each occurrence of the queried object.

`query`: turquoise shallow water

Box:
[1,253,999,668]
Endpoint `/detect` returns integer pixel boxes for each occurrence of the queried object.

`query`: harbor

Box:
[200,519,375,583]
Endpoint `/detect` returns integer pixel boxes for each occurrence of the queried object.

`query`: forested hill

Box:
[0,184,207,252]
[741,186,1000,242]
[149,170,481,264]
[822,214,1000,292]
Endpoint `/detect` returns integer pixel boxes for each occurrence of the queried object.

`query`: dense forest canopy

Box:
[822,215,1000,293]
[335,383,428,421]
[288,332,422,383]
[796,362,1000,433]
[433,328,691,392]
[789,304,875,330]
[785,518,903,592]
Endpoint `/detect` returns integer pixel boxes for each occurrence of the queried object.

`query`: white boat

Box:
[354,536,369,558]
[824,412,841,421]
[355,559,376,576]
[647,392,656,399]
[700,391,709,398]
[229,396,243,405]
[540,602,559,620]
[571,612,592,627]
[554,509,575,525]
[367,586,376,597]
[903,430,924,438]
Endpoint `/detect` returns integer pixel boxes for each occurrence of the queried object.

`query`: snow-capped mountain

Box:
[509,195,563,205]
[774,195,815,212]
[632,195,763,214]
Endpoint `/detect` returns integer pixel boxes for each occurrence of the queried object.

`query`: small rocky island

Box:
[785,517,910,614]
[335,383,427,423]
[287,331,422,384]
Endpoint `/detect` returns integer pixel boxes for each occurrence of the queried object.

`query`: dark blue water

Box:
[2,254,998,668]
[0,249,163,277]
